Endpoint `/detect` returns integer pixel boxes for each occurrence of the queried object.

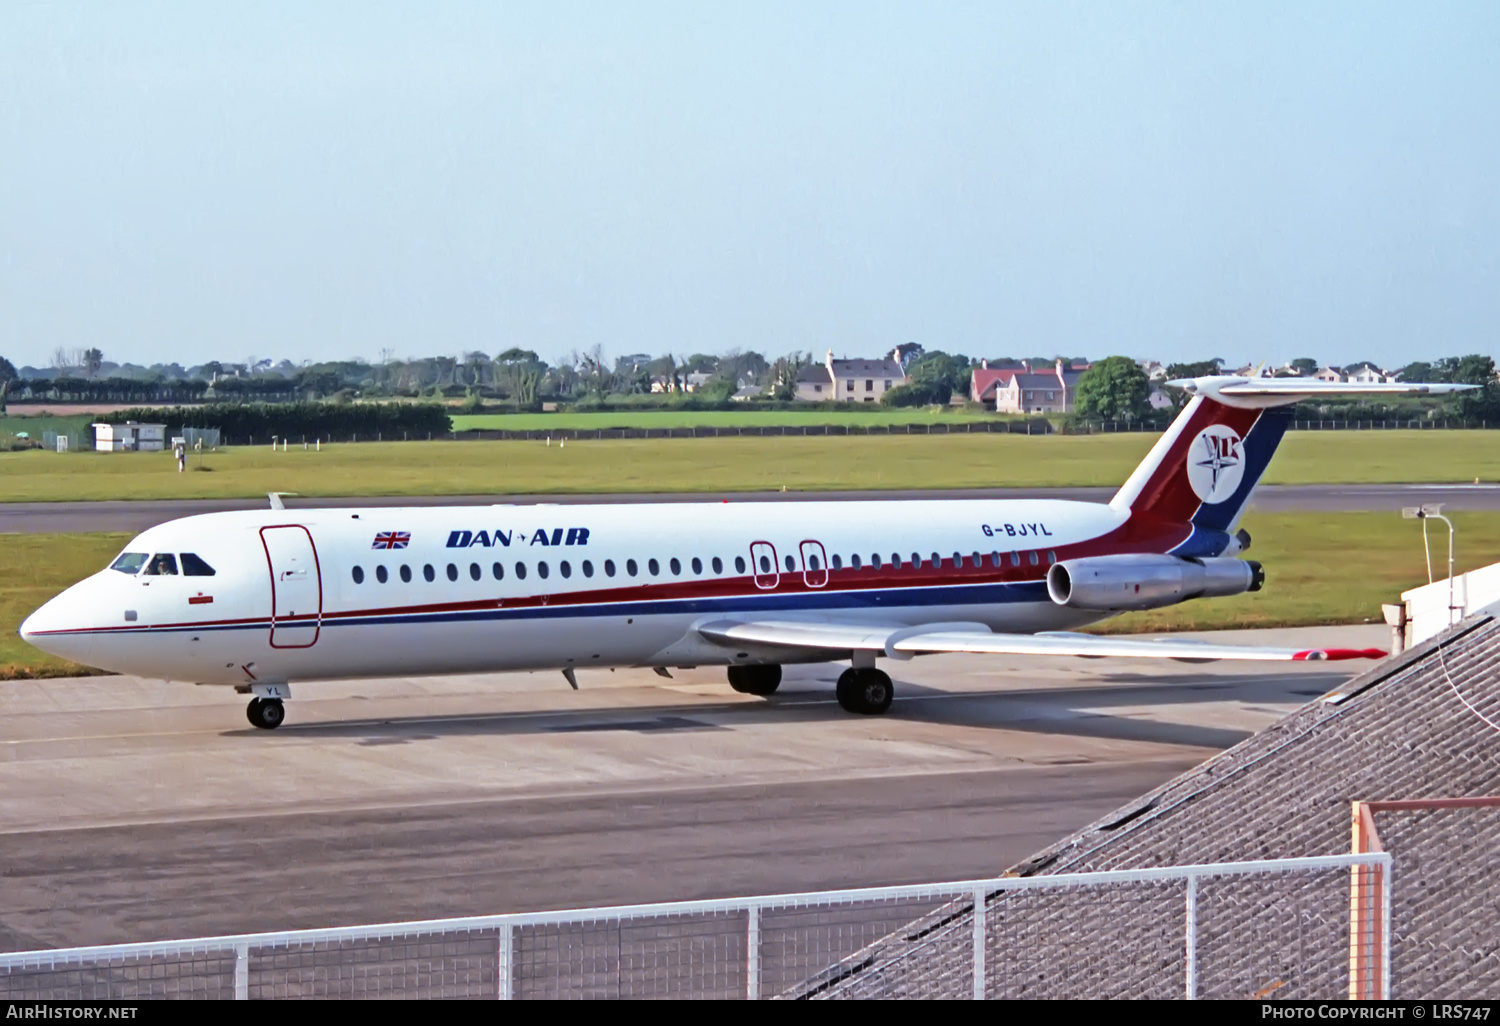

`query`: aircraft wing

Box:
[697,619,1386,663]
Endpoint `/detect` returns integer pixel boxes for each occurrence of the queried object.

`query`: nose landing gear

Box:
[836,667,894,715]
[246,697,286,730]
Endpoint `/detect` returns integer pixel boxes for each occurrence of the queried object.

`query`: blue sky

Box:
[2,2,1497,370]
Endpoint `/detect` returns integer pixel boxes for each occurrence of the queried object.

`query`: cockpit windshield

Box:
[109,552,149,575]
[141,553,179,576]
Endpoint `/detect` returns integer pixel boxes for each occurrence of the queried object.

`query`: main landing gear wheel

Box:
[246,697,286,730]
[727,664,782,696]
[836,668,894,715]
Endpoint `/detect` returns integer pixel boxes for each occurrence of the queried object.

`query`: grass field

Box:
[1,430,1498,503]
[451,407,1001,431]
[0,533,129,678]
[2,513,1494,679]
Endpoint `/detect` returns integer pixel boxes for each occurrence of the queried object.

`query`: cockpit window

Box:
[180,553,216,577]
[110,552,149,575]
[142,553,179,576]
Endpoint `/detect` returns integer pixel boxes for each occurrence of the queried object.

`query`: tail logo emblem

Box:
[1187,425,1245,504]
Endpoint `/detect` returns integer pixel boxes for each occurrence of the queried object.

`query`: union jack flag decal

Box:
[372,531,411,550]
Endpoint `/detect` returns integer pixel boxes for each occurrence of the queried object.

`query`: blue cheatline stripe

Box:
[73,579,1052,637]
[1190,407,1292,533]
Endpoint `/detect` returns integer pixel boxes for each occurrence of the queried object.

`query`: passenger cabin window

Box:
[560,561,571,578]
[180,553,216,576]
[583,560,594,578]
[734,556,746,574]
[492,562,505,580]
[515,562,528,580]
[605,559,617,577]
[142,553,179,576]
[711,557,723,574]
[851,554,862,569]
[538,561,549,579]
[626,559,638,577]
[1028,551,1039,566]
[469,563,482,581]
[446,563,458,582]
[376,566,389,583]
[871,554,882,569]
[400,565,412,583]
[784,554,795,572]
[648,558,660,576]
[832,554,842,570]
[911,553,921,567]
[110,552,149,575]
[423,564,435,582]
[352,566,364,584]
[670,558,682,575]
[691,557,703,575]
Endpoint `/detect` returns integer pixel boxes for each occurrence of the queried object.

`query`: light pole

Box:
[1403,503,1458,627]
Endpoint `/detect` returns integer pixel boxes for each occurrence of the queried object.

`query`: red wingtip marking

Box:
[1294,647,1387,662]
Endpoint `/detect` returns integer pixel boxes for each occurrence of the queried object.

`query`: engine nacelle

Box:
[1046,554,1264,612]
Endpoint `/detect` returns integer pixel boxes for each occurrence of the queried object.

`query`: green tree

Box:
[0,354,15,413]
[1161,359,1226,410]
[495,348,546,404]
[1288,357,1318,376]
[83,348,104,379]
[1074,355,1151,422]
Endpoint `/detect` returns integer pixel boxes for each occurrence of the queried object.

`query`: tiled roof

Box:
[795,365,832,383]
[829,359,903,378]
[791,615,1500,998]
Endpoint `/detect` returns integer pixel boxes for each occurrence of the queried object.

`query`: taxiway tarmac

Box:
[0,624,1386,953]
[2,484,1498,534]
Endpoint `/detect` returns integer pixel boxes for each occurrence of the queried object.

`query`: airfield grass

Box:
[1,430,1498,503]
[451,407,1000,431]
[2,513,1495,678]
[0,533,129,679]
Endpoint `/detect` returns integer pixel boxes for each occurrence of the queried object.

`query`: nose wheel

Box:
[247,697,286,730]
[836,668,894,715]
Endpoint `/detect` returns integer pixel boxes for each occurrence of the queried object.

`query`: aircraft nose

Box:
[19,591,79,653]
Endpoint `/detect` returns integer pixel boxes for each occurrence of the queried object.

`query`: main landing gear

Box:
[727,663,782,696]
[246,697,286,730]
[836,667,894,715]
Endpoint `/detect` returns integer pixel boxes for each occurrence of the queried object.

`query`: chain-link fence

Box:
[0,854,1388,1000]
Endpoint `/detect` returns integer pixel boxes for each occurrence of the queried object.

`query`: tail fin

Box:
[1110,374,1475,537]
[1109,395,1288,535]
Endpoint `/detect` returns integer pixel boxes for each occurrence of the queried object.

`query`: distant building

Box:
[730,384,764,402]
[969,360,1026,404]
[1138,360,1168,381]
[1315,366,1346,383]
[795,350,906,402]
[1347,364,1389,384]
[1147,387,1173,410]
[993,360,1086,415]
[92,421,166,452]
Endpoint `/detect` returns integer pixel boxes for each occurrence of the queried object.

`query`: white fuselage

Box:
[22,498,1154,687]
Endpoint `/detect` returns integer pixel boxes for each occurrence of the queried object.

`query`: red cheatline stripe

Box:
[188,595,214,605]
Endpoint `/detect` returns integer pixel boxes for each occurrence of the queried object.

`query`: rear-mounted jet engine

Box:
[1046,554,1264,612]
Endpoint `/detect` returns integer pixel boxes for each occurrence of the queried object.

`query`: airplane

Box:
[19,374,1473,730]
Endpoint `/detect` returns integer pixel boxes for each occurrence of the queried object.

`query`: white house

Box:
[795,349,907,402]
[92,422,167,452]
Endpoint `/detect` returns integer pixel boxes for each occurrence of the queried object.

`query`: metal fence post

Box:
[1380,859,1392,1000]
[1184,875,1198,1000]
[746,905,761,1001]
[972,887,986,999]
[233,943,248,1000]
[498,925,514,1000]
